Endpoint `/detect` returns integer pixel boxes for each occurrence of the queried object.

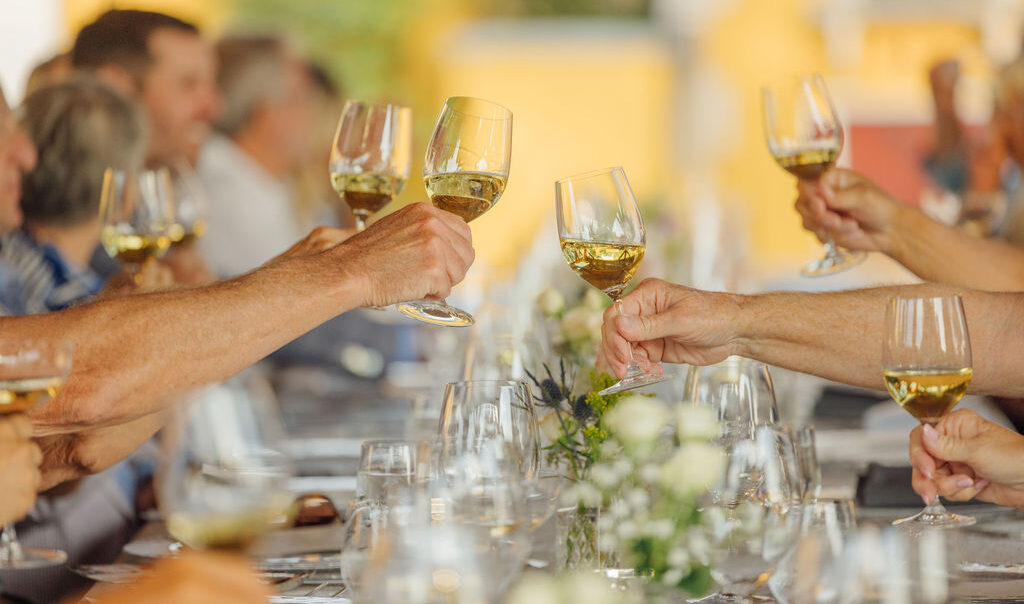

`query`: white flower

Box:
[570,572,620,604]
[598,532,618,552]
[600,439,623,458]
[583,288,607,311]
[646,518,675,540]
[560,306,596,343]
[537,288,565,317]
[640,463,661,483]
[572,482,603,507]
[617,519,638,539]
[667,546,691,568]
[687,527,711,562]
[505,574,561,604]
[676,403,721,441]
[660,442,725,497]
[538,410,573,443]
[590,463,620,489]
[661,568,685,586]
[603,396,671,448]
[626,488,649,509]
[608,498,630,519]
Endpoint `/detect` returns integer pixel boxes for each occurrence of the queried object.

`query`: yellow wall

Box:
[63,0,229,42]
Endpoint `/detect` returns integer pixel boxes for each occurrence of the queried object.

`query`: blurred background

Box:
[2,0,1023,288]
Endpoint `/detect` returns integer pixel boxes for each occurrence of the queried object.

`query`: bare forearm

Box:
[24,253,362,432]
[735,285,1024,396]
[37,412,167,490]
[888,209,1024,291]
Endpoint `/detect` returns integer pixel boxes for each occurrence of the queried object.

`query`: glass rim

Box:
[441,96,512,120]
[341,99,412,112]
[555,166,625,186]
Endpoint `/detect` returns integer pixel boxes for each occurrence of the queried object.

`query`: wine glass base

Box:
[0,547,67,569]
[892,509,975,528]
[395,300,474,327]
[598,372,670,395]
[801,249,866,277]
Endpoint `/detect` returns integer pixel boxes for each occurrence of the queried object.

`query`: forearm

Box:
[36,411,167,491]
[888,208,1024,291]
[24,252,363,432]
[735,285,1024,396]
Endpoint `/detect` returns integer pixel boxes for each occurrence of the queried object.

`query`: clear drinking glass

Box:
[762,74,864,277]
[166,160,210,245]
[396,96,512,327]
[99,167,176,274]
[555,166,667,395]
[769,498,856,603]
[329,101,413,232]
[685,356,779,447]
[0,339,72,569]
[159,379,293,551]
[793,425,822,503]
[356,439,431,508]
[883,294,974,527]
[436,380,540,480]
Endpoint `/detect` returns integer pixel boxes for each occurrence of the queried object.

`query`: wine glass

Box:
[166,160,209,245]
[555,166,667,395]
[329,101,413,232]
[99,167,176,274]
[356,439,431,508]
[436,380,540,481]
[762,74,864,277]
[883,294,973,527]
[685,356,779,447]
[0,339,72,569]
[159,378,293,551]
[769,498,856,603]
[396,96,512,327]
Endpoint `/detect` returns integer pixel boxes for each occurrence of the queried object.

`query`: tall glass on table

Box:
[883,294,974,527]
[762,74,864,277]
[555,166,667,395]
[0,339,72,568]
[329,101,413,232]
[396,96,512,327]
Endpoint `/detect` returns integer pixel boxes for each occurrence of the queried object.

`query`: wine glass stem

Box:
[615,299,646,378]
[823,238,839,259]
[1,522,23,563]
[354,216,367,232]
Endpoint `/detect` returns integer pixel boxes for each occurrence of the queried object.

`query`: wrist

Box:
[724,292,755,358]
[880,201,919,261]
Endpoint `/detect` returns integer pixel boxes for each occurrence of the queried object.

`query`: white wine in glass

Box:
[884,294,974,527]
[99,167,175,270]
[555,166,668,395]
[396,96,512,327]
[166,160,210,246]
[762,74,864,277]
[329,101,413,232]
[0,340,73,569]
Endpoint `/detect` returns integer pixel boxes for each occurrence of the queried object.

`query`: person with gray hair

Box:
[198,34,318,277]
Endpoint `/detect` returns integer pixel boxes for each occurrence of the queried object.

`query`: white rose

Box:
[583,287,607,311]
[560,306,594,343]
[661,568,685,586]
[538,410,573,443]
[667,546,691,568]
[537,288,565,317]
[660,442,725,497]
[603,396,671,448]
[505,573,561,604]
[676,403,721,441]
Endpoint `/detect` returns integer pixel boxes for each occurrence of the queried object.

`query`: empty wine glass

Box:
[762,74,863,277]
[329,101,413,232]
[99,167,176,274]
[685,356,779,447]
[769,498,856,603]
[166,160,209,245]
[159,378,293,552]
[884,294,974,527]
[396,96,512,327]
[356,439,432,508]
[0,339,72,569]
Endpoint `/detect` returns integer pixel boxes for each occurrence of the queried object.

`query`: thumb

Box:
[616,310,676,342]
[921,423,970,463]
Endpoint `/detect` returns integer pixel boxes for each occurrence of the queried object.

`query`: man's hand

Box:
[275,226,357,261]
[909,409,1024,509]
[84,551,272,604]
[328,203,474,308]
[598,278,742,378]
[0,415,41,524]
[160,244,216,286]
[100,260,176,298]
[795,169,907,254]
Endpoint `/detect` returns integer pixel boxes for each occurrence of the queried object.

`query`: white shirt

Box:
[197,133,306,277]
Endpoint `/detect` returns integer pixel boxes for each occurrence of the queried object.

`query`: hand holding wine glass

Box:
[884,293,975,527]
[763,74,864,277]
[0,415,40,526]
[556,166,668,395]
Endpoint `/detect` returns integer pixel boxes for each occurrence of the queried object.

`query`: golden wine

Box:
[884,367,973,425]
[167,507,280,551]
[560,238,645,298]
[0,376,66,414]
[101,226,170,265]
[330,172,404,217]
[424,171,506,223]
[168,219,207,246]
[773,146,839,179]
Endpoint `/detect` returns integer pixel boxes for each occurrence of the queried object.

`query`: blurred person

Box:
[197,35,318,276]
[24,52,71,98]
[70,8,217,286]
[908,409,1024,509]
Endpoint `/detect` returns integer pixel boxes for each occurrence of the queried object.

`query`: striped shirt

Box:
[0,229,103,316]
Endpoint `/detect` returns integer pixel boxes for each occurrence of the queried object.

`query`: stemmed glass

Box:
[396,96,512,327]
[685,356,779,447]
[0,339,72,568]
[762,74,864,277]
[883,294,974,527]
[329,101,413,232]
[555,166,667,395]
[769,498,856,603]
[355,439,431,508]
[166,160,209,245]
[159,379,293,551]
[99,167,176,274]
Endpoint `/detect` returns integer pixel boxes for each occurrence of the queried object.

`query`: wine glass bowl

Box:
[329,101,413,231]
[99,167,176,270]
